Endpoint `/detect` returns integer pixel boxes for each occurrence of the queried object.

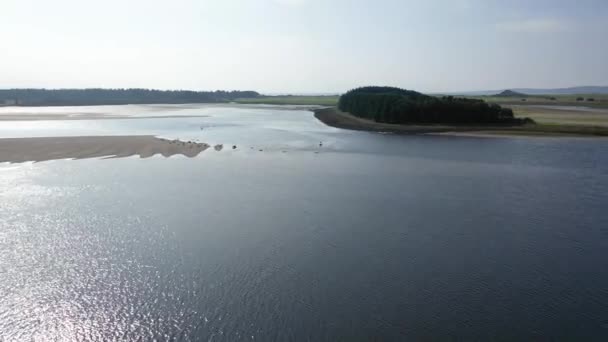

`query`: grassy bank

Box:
[313,107,608,137]
[512,105,608,127]
[234,95,339,106]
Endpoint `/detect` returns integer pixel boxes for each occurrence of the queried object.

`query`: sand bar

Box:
[0,136,210,163]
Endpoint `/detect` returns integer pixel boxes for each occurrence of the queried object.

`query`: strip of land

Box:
[313,107,608,137]
[0,114,209,121]
[0,136,210,163]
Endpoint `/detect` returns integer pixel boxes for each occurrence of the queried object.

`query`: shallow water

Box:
[1,105,608,341]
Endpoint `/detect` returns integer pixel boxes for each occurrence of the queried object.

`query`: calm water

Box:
[1,105,608,341]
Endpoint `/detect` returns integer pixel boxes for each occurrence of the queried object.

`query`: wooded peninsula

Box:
[338,86,529,125]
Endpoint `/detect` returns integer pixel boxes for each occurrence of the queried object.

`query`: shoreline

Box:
[0,136,210,163]
[0,114,210,121]
[312,107,608,137]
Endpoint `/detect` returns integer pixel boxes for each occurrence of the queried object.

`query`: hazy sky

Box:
[2,0,607,93]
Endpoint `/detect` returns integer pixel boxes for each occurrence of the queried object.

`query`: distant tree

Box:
[549,97,557,100]
[576,97,584,101]
[521,98,527,102]
[587,98,595,102]
[0,88,261,106]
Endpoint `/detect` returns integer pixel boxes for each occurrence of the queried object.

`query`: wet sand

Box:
[0,136,210,163]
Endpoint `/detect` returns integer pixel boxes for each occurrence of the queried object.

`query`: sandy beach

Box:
[0,136,210,163]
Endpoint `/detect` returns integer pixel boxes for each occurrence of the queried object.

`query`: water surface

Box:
[1,105,607,341]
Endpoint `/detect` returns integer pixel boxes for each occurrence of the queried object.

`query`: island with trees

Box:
[338,86,527,125]
[313,86,607,136]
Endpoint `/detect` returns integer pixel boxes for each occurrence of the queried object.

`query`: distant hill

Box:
[445,86,608,96]
[0,88,260,106]
[495,90,527,97]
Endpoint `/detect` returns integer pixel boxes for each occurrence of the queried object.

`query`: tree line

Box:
[338,86,528,125]
[0,88,260,106]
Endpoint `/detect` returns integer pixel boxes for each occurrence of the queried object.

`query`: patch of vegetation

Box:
[339,86,528,125]
[466,93,608,109]
[0,89,260,106]
[234,95,339,106]
[314,107,608,137]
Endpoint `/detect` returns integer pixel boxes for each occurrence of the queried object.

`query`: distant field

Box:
[477,94,608,108]
[459,94,608,130]
[510,105,608,127]
[234,96,339,106]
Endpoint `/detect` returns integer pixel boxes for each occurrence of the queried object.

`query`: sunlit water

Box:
[1,105,608,340]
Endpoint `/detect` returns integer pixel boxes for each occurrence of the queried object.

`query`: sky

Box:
[1,0,607,93]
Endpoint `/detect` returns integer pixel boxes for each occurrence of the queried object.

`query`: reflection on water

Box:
[1,106,608,340]
[0,104,336,152]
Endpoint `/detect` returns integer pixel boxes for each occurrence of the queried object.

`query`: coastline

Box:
[312,107,608,137]
[0,136,210,163]
[0,114,210,121]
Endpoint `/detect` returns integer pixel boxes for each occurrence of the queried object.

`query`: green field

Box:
[234,95,339,106]
[510,105,608,127]
[476,94,608,109]
[432,93,608,131]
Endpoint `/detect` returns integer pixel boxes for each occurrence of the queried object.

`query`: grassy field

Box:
[476,94,608,108]
[234,95,339,106]
[511,105,608,127]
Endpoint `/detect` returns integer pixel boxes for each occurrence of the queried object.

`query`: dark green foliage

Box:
[339,86,522,124]
[0,88,260,106]
[587,98,595,102]
[576,97,584,101]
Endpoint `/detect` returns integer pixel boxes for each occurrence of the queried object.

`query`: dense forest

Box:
[339,86,527,124]
[0,89,260,106]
